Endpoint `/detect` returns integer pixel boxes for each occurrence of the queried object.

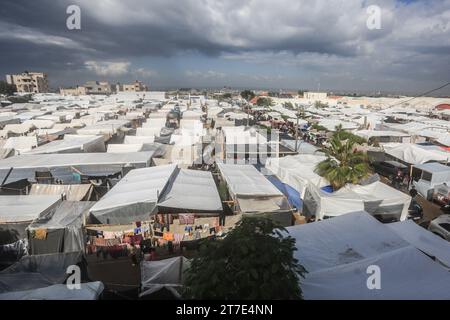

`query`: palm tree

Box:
[315,133,370,190]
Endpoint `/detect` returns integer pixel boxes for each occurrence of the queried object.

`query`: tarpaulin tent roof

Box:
[217,163,282,198]
[414,162,450,175]
[0,252,83,294]
[24,135,105,154]
[27,201,95,255]
[303,181,411,221]
[89,164,177,224]
[0,152,154,185]
[217,163,290,215]
[0,281,104,300]
[287,212,450,300]
[265,154,329,199]
[3,136,38,154]
[384,143,450,164]
[124,135,155,144]
[387,220,450,269]
[140,256,190,298]
[0,195,61,224]
[158,169,223,214]
[29,184,92,201]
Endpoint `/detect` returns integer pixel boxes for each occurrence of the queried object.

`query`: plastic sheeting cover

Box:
[89,164,177,224]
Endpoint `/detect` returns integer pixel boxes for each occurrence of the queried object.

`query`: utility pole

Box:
[294,104,306,152]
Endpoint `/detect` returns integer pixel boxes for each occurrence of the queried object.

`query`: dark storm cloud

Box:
[0,0,449,91]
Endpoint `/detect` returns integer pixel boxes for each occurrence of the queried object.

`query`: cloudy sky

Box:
[0,0,449,94]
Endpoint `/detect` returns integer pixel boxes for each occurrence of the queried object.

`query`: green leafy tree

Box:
[240,90,255,102]
[0,81,16,95]
[183,217,307,300]
[333,125,367,145]
[256,97,273,107]
[315,133,370,190]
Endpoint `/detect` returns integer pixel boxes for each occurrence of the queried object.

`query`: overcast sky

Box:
[0,0,449,94]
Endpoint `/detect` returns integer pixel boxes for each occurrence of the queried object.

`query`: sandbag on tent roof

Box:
[0,281,104,300]
[0,195,61,245]
[387,220,450,269]
[265,154,329,199]
[27,201,95,255]
[286,212,450,300]
[29,184,93,201]
[303,181,411,221]
[158,169,223,214]
[89,164,177,224]
[24,135,105,154]
[140,256,189,298]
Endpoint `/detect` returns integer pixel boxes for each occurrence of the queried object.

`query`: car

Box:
[371,161,408,180]
[428,214,450,242]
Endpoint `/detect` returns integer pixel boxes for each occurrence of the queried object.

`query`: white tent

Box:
[217,163,290,215]
[124,135,155,144]
[4,136,38,154]
[158,169,223,213]
[387,220,450,268]
[303,181,411,221]
[287,212,450,300]
[0,195,62,244]
[0,281,104,300]
[89,164,177,224]
[24,135,105,154]
[265,154,329,198]
[29,184,92,201]
[140,256,189,298]
[137,127,161,137]
[384,143,450,164]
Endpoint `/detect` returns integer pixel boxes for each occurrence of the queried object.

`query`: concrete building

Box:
[83,81,113,95]
[304,92,328,101]
[59,86,87,96]
[116,80,148,92]
[6,71,49,93]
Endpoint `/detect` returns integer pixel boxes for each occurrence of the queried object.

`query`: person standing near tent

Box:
[129,243,138,267]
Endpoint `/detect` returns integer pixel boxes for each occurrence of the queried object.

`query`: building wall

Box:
[117,80,148,92]
[304,92,328,101]
[60,86,87,96]
[6,72,49,93]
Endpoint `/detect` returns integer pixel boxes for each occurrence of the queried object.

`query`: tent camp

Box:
[303,181,411,221]
[140,256,189,298]
[287,211,450,299]
[27,201,95,255]
[89,165,178,224]
[0,195,61,245]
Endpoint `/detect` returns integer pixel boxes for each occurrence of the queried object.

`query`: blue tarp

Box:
[266,175,303,210]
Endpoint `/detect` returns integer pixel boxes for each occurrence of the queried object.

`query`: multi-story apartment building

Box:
[116,80,148,92]
[6,71,49,93]
[83,81,113,94]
